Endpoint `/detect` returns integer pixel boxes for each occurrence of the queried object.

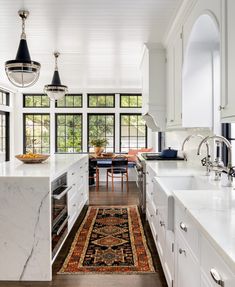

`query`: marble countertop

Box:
[173,188,235,272]
[145,159,206,176]
[0,154,87,179]
[141,155,235,271]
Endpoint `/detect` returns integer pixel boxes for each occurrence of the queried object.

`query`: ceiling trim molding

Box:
[163,0,198,46]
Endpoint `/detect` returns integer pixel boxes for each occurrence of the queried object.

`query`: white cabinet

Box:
[174,203,200,287]
[140,43,166,131]
[67,158,88,231]
[166,27,183,129]
[201,235,235,287]
[221,0,235,121]
[174,200,235,287]
[175,232,200,287]
[146,171,174,287]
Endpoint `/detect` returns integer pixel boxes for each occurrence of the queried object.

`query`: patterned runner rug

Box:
[59,206,155,274]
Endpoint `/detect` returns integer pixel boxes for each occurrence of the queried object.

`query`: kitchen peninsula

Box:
[0,154,88,281]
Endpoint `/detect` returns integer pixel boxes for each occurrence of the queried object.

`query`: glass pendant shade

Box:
[44,52,68,101]
[5,10,41,88]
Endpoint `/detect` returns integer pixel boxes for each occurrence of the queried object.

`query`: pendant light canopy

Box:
[5,10,41,88]
[44,52,68,101]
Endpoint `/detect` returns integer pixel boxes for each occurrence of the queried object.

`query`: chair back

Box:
[112,157,128,168]
[89,158,98,169]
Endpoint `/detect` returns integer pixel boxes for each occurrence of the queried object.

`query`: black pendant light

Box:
[44,52,68,101]
[5,10,41,88]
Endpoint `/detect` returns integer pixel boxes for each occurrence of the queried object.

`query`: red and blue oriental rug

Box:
[59,206,155,274]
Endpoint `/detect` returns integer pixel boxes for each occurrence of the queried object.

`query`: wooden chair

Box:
[89,158,100,191]
[106,157,129,192]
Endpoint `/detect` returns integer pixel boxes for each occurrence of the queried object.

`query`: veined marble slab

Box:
[173,188,235,273]
[0,154,87,180]
[0,154,88,281]
[0,177,51,281]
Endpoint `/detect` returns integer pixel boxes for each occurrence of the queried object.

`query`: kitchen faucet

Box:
[182,134,211,175]
[197,135,234,186]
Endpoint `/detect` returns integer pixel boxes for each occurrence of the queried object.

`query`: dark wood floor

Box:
[0,182,167,287]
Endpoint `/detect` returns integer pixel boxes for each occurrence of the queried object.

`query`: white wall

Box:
[165,128,213,165]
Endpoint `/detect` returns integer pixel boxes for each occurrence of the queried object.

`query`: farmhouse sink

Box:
[156,175,219,196]
[153,176,220,231]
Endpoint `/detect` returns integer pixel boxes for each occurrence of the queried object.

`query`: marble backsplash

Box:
[165,128,214,166]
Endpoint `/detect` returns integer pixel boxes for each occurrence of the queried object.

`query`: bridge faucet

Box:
[182,134,211,175]
[197,135,233,186]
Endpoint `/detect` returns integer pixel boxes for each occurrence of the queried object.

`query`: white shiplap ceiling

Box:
[0,0,182,92]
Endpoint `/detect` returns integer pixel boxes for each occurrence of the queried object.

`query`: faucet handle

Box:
[201,156,212,167]
[228,167,235,178]
[201,157,207,166]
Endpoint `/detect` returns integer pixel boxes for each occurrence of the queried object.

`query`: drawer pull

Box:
[73,203,76,207]
[150,214,153,218]
[156,209,158,215]
[160,221,165,227]
[72,172,75,175]
[219,105,225,111]
[210,269,224,287]
[179,248,186,255]
[180,222,187,232]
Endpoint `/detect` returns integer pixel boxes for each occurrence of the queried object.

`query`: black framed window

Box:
[0,112,9,161]
[120,114,147,152]
[88,114,115,152]
[55,94,83,108]
[23,94,50,108]
[88,94,115,108]
[120,94,142,108]
[0,90,10,106]
[55,114,82,153]
[23,114,50,154]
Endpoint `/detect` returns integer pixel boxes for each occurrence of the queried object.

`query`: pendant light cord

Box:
[21,15,26,40]
[54,52,60,71]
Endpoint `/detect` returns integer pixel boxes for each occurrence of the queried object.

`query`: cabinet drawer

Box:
[77,171,87,187]
[201,235,235,287]
[67,160,88,186]
[175,204,199,258]
[146,195,158,242]
[146,193,157,219]
[67,164,79,185]
[68,189,80,217]
[175,232,200,287]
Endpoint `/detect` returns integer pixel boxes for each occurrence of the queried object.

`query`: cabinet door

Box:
[173,28,183,126]
[166,45,175,126]
[166,27,183,128]
[164,230,174,287]
[201,274,213,287]
[156,213,165,261]
[221,0,235,120]
[175,233,200,287]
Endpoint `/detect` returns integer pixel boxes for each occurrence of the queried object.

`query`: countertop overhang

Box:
[0,154,87,179]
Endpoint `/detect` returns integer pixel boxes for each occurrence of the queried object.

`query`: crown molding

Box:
[163,0,198,46]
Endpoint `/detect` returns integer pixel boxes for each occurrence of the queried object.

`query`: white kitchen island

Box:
[0,154,89,281]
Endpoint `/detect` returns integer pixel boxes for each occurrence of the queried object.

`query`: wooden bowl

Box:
[15,154,50,164]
